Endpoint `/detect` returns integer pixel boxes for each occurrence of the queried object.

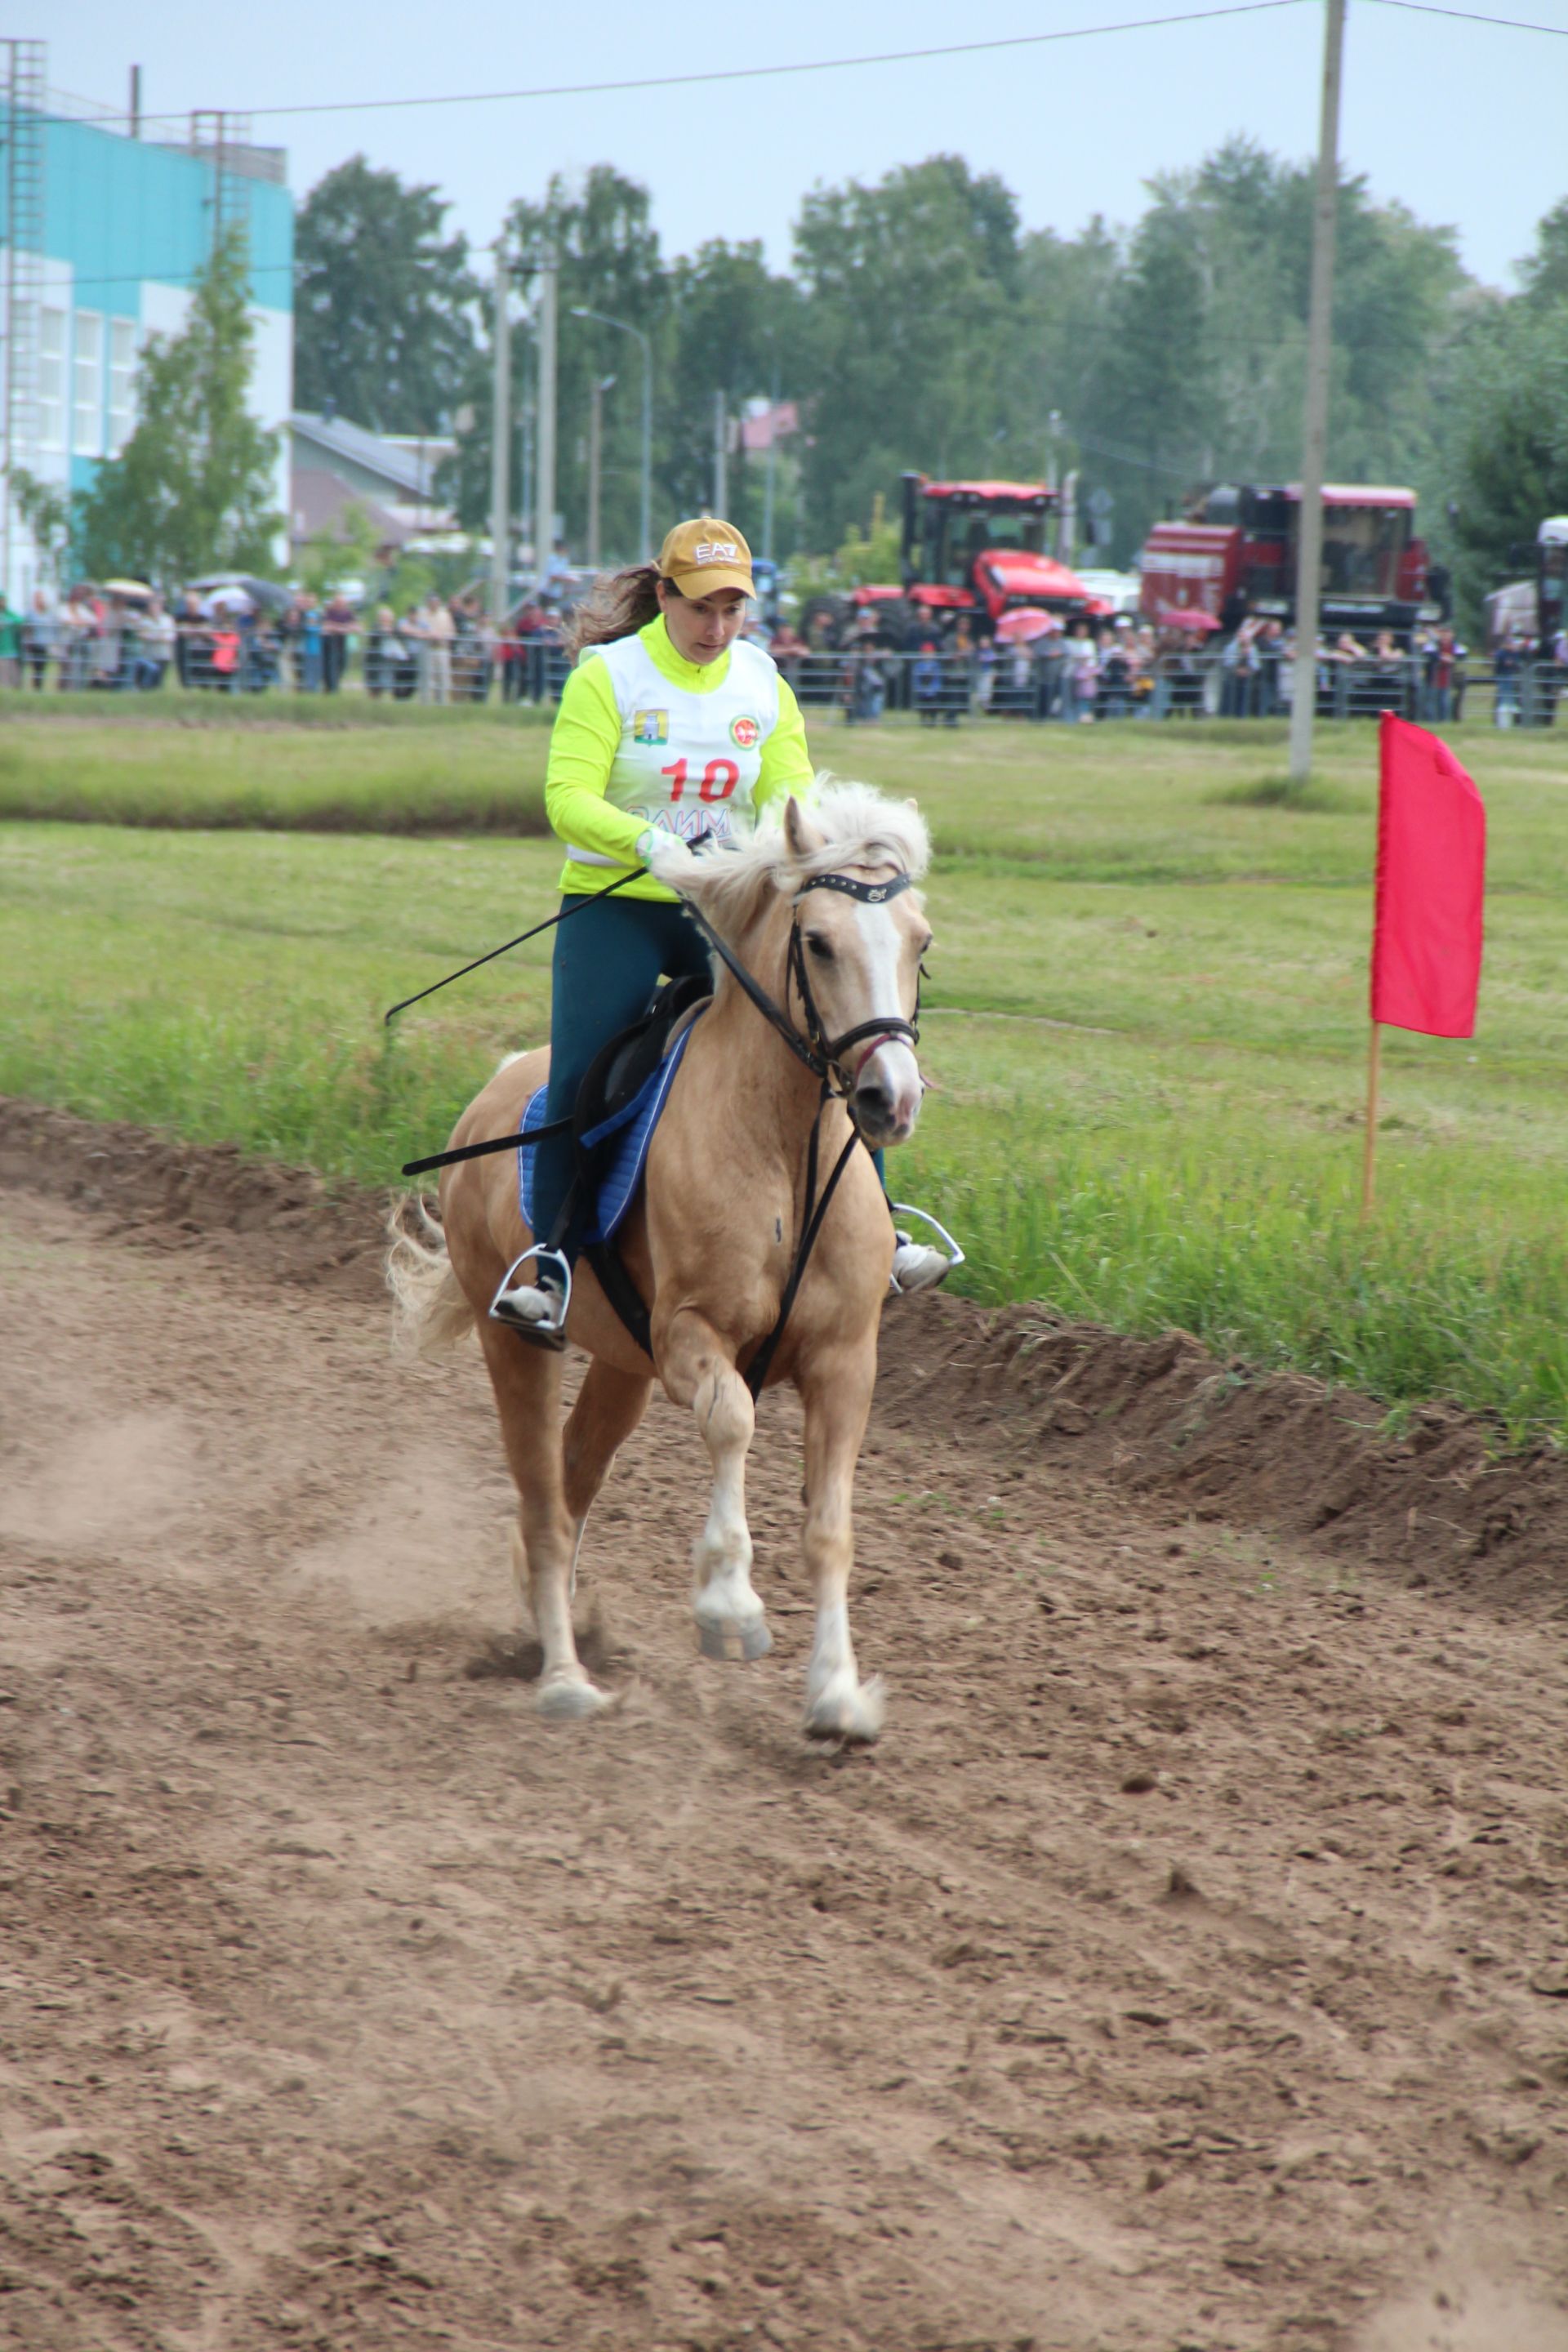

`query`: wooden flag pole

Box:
[1361,1020,1383,1220]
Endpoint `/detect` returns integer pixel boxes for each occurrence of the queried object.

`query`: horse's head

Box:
[648,778,933,1149]
[778,795,929,1147]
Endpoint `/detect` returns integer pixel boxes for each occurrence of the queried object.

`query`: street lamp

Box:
[571,305,653,563]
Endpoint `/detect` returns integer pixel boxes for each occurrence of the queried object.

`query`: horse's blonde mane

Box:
[660,775,931,940]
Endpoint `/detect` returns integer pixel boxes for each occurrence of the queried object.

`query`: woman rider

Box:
[492,515,952,1343]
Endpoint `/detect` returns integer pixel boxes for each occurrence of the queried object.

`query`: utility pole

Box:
[534,247,558,592]
[587,373,614,571]
[570,305,651,559]
[762,362,781,565]
[713,389,728,518]
[517,391,533,580]
[488,244,510,629]
[1288,0,1348,786]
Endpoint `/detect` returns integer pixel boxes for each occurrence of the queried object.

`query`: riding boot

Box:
[489,1246,572,1349]
[885,1204,964,1296]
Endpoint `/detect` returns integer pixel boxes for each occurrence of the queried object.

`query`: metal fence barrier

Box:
[12,629,1566,728]
[777,648,1567,728]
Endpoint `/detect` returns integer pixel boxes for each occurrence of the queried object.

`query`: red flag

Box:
[1370,713,1486,1039]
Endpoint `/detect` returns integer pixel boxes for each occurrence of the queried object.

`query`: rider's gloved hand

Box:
[639,830,706,887]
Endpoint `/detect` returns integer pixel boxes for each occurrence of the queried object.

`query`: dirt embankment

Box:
[2,1096,1567,2352]
[5,1094,1564,1604]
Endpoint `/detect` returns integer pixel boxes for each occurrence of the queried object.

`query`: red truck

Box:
[1138,483,1442,641]
[799,475,1095,648]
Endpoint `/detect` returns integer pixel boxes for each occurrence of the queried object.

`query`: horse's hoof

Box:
[697,1615,773,1664]
[804,1674,886,1745]
[536,1673,611,1722]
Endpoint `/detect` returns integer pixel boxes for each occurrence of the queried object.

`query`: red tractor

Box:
[798,475,1095,649]
[1138,483,1444,642]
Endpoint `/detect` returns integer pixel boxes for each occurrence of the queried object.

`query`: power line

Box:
[35,0,1568,143]
[202,3,1316,124]
[1363,0,1568,29]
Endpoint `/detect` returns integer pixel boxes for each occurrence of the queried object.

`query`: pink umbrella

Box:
[1157,604,1221,634]
[996,608,1062,644]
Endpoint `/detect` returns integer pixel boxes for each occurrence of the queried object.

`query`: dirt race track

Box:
[2,1101,1568,2352]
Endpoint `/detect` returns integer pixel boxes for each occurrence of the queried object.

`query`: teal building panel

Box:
[6,114,292,319]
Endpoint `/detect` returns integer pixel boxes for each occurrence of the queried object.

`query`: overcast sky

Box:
[36,1,1568,292]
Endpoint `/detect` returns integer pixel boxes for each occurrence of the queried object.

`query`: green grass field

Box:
[2,706,1566,1438]
[0,696,552,831]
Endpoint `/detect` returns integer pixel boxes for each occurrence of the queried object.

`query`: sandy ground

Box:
[2,1111,1568,2351]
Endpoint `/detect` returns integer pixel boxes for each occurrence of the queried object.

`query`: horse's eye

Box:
[805,934,835,961]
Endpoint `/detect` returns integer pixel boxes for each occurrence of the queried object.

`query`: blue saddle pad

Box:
[519,1021,697,1245]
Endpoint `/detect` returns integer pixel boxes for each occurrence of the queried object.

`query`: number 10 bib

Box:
[584,632,782,853]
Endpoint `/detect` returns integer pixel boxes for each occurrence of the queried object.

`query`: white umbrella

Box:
[205,586,256,617]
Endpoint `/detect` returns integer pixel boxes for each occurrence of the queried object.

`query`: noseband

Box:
[681,867,921,1101]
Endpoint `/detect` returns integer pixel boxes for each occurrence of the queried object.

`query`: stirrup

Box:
[888,1203,965,1296]
[489,1245,572,1351]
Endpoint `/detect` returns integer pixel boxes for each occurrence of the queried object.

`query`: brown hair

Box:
[566,561,674,658]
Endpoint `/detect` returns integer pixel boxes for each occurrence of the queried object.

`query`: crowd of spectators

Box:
[780,605,1566,728]
[3,577,1562,728]
[0,581,516,702]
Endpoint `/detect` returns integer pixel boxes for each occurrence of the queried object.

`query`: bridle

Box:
[680,866,923,1103]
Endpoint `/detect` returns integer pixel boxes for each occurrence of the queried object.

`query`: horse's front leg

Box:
[563,1359,654,1597]
[798,1338,884,1743]
[659,1310,771,1662]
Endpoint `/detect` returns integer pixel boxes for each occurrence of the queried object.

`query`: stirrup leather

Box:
[489,1244,572,1348]
[888,1203,965,1295]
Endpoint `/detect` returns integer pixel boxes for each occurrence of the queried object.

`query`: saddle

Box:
[522,973,711,1356]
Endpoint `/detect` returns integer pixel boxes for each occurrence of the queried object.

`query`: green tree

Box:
[662,239,798,539]
[792,156,1025,546]
[10,468,71,587]
[1038,140,1471,564]
[445,167,667,561]
[1096,203,1217,519]
[74,229,282,586]
[1450,298,1568,612]
[1520,196,1568,311]
[294,157,479,433]
[296,497,385,596]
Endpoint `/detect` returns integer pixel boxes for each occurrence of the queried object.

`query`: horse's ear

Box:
[783,796,827,862]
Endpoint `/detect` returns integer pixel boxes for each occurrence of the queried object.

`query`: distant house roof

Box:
[739,401,798,456]
[289,412,453,502]
[290,466,407,550]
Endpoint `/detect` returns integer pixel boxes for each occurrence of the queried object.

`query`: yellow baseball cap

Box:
[657,516,755,599]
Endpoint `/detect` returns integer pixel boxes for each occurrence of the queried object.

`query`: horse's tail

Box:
[385,1193,477,1358]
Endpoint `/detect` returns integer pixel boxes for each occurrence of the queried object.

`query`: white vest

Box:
[579,632,782,859]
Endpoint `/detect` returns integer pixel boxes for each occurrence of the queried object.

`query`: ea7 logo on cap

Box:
[695,541,739,564]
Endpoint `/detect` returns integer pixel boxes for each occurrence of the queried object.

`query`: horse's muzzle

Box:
[853,1043,923,1147]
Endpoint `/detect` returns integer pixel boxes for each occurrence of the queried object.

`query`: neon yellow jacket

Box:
[545,615,814,902]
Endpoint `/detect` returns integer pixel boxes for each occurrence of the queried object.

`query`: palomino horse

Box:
[388,783,932,1742]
